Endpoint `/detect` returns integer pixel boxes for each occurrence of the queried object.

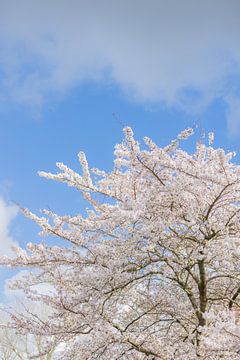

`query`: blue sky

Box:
[0,0,240,302]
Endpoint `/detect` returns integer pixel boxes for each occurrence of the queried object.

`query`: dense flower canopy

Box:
[2,127,240,359]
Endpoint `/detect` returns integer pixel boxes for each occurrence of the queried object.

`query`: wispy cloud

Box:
[0,197,18,256]
[0,0,240,128]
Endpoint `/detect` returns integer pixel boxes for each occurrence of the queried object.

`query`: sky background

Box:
[0,0,240,302]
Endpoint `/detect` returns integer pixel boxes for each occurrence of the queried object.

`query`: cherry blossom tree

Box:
[0,299,56,359]
[0,326,55,360]
[1,127,240,359]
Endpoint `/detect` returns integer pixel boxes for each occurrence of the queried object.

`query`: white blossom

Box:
[208,131,214,145]
[1,127,240,359]
[177,127,194,140]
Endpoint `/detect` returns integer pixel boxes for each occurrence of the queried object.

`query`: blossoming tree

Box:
[2,127,240,359]
[0,299,56,359]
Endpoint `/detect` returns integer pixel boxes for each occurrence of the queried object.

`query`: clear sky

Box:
[0,0,240,302]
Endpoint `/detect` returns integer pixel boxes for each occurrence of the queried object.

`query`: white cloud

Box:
[0,0,240,126]
[0,197,18,256]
